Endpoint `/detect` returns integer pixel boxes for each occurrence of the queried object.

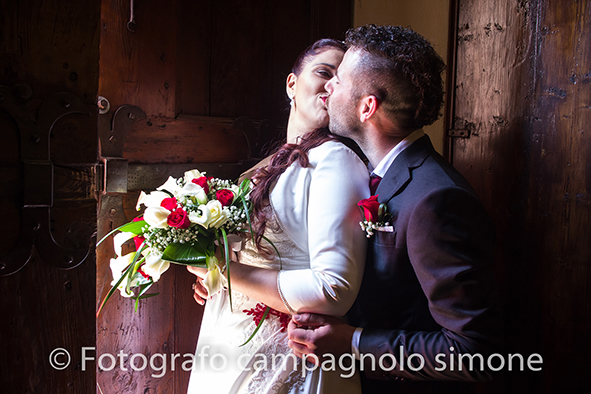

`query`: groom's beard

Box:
[327,101,363,143]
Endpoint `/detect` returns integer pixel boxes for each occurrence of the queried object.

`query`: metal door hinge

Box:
[448,129,471,138]
[102,157,129,194]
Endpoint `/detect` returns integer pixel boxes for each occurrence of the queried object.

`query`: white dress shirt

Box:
[371,129,425,178]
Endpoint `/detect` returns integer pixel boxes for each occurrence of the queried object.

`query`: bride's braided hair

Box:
[249,38,346,253]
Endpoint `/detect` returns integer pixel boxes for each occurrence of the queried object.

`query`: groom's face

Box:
[324,49,363,141]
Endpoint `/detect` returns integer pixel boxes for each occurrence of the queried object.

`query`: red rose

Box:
[132,217,146,250]
[216,189,234,207]
[358,195,381,222]
[192,176,212,194]
[137,266,151,280]
[167,208,191,229]
[133,235,145,250]
[160,197,177,211]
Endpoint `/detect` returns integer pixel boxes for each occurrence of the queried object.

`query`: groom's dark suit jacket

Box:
[348,135,501,392]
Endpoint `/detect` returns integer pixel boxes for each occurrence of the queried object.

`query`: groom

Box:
[288,25,501,391]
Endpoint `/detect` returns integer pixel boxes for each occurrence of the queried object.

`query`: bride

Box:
[186,38,370,394]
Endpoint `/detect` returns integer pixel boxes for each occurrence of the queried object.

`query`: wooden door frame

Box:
[444,0,460,163]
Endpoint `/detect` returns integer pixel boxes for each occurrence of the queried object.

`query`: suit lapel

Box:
[374,135,433,204]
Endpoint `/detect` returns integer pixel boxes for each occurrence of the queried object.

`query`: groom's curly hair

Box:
[248,39,346,254]
[345,24,446,131]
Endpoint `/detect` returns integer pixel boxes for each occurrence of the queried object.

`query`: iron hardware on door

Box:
[0,86,95,276]
[448,128,471,138]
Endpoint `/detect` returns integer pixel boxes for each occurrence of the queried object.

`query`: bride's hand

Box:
[187,265,207,279]
[187,266,209,305]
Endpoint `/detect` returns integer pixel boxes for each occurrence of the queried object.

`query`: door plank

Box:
[99,0,179,118]
[525,1,591,391]
[450,0,591,391]
[123,115,250,164]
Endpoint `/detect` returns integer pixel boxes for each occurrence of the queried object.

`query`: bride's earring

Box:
[288,93,295,107]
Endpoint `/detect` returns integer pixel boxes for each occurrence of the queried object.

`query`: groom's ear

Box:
[286,73,297,98]
[359,95,379,123]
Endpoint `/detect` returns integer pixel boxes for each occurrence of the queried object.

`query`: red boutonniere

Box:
[358,195,393,238]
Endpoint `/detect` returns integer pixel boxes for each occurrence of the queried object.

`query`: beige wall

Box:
[354,0,451,154]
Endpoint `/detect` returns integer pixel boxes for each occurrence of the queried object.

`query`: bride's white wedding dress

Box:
[186,141,369,394]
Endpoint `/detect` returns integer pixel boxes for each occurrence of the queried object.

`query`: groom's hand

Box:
[287,313,356,364]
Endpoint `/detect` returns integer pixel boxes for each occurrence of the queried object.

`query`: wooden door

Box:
[95,1,353,393]
[0,0,100,392]
[448,0,591,392]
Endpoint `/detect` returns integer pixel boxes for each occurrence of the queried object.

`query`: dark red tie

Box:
[369,174,382,195]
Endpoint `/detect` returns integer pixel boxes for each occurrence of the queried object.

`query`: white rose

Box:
[181,182,208,204]
[157,176,182,195]
[135,190,169,210]
[206,200,229,228]
[189,204,211,228]
[142,253,170,282]
[184,169,204,184]
[143,206,171,228]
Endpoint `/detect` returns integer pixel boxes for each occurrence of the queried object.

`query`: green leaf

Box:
[262,234,282,270]
[132,283,158,313]
[240,307,270,347]
[239,195,255,245]
[137,281,154,298]
[126,255,146,294]
[97,234,152,317]
[162,241,211,267]
[225,259,232,311]
[238,178,251,198]
[96,262,134,317]
[217,228,230,266]
[96,219,147,246]
[118,219,147,234]
[378,203,388,221]
[219,227,233,312]
[125,240,149,294]
[124,237,152,294]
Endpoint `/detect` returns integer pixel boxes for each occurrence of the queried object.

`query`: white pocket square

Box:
[377,226,394,232]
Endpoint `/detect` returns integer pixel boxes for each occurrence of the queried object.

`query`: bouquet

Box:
[97,169,252,316]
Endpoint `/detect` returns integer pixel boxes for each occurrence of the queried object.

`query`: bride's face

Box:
[287,48,344,131]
